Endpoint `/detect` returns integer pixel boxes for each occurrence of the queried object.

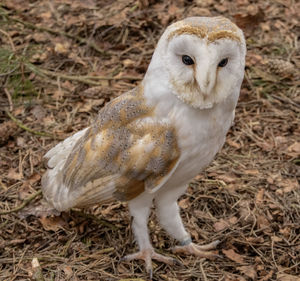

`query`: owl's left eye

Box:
[182,55,194,65]
[218,58,228,67]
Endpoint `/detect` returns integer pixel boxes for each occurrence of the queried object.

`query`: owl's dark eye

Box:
[182,55,194,65]
[218,58,228,67]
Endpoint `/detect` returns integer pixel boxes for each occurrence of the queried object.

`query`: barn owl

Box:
[42,16,246,276]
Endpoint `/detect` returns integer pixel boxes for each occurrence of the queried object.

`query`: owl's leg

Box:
[122,192,177,277]
[155,186,220,259]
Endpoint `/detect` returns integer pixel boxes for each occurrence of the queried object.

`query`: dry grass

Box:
[0,0,299,280]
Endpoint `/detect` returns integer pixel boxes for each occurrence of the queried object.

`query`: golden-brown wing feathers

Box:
[42,86,180,210]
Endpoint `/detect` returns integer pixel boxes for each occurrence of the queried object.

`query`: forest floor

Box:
[0,0,299,280]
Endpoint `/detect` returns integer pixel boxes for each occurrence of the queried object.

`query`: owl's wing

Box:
[42,90,180,211]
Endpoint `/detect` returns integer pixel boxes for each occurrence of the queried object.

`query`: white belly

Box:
[159,96,236,191]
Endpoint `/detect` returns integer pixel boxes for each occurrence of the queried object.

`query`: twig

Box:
[0,65,19,77]
[26,63,142,84]
[75,247,115,261]
[0,28,16,52]
[0,239,26,249]
[5,110,55,138]
[200,258,208,281]
[118,278,146,281]
[4,88,13,111]
[0,190,42,215]
[271,239,278,270]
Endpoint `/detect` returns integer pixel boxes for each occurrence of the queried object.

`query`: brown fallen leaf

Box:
[178,197,190,209]
[234,9,265,34]
[63,265,73,279]
[277,273,300,281]
[237,265,257,280]
[277,178,299,193]
[255,188,264,204]
[54,42,70,55]
[39,216,68,232]
[287,142,300,154]
[0,120,18,145]
[216,174,237,184]
[214,219,230,232]
[222,249,245,263]
[244,169,260,176]
[226,138,241,149]
[7,168,23,180]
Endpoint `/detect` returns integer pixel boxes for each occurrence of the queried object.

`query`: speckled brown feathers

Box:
[168,16,241,43]
[43,85,180,209]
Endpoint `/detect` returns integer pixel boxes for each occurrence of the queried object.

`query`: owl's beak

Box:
[196,61,216,97]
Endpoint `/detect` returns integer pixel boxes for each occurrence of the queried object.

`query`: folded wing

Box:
[42,88,180,211]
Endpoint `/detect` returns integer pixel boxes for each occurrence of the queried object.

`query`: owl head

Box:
[146,17,246,109]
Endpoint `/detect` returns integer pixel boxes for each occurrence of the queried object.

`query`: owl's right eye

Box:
[182,55,194,65]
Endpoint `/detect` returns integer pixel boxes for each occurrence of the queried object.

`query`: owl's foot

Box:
[173,240,220,259]
[121,248,179,279]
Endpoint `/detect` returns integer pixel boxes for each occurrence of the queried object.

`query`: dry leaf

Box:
[257,215,271,233]
[214,219,230,232]
[63,265,73,278]
[244,169,260,176]
[234,9,265,32]
[178,197,190,209]
[0,121,18,145]
[228,216,238,224]
[271,236,282,242]
[255,189,264,204]
[7,168,22,180]
[237,265,257,280]
[31,105,46,121]
[39,216,68,231]
[287,142,300,157]
[40,11,52,19]
[222,249,245,263]
[54,43,69,55]
[277,178,299,193]
[216,174,237,183]
[123,59,135,67]
[279,227,291,238]
[226,138,241,149]
[78,99,105,113]
[277,273,300,281]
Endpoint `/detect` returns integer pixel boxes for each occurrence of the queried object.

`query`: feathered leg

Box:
[122,192,177,277]
[155,186,220,259]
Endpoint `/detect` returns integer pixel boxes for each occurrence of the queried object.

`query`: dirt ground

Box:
[0,0,299,280]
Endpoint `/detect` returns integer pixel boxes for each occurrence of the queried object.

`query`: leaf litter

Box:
[0,0,299,280]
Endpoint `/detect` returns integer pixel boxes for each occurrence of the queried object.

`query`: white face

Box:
[150,17,246,109]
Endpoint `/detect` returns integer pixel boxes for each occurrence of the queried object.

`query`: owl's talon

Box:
[121,248,176,277]
[149,268,153,280]
[173,241,220,260]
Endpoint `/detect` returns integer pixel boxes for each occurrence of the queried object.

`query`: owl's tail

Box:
[41,128,88,211]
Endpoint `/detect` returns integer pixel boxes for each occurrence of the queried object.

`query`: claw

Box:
[173,240,220,260]
[120,248,177,278]
[149,268,153,280]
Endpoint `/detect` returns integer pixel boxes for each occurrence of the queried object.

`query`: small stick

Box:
[200,259,208,281]
[26,63,142,84]
[6,110,55,138]
[4,88,13,111]
[0,28,16,52]
[0,190,42,215]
